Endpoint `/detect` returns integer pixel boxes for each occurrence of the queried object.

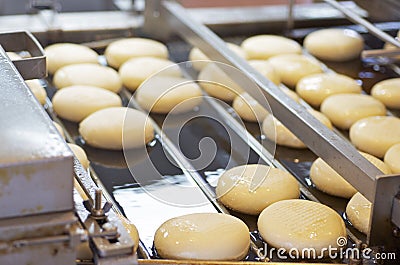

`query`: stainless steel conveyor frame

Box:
[143,0,400,249]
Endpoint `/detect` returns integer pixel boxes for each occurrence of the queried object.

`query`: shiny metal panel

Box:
[0,46,73,218]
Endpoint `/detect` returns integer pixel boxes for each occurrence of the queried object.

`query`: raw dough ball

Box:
[262,109,332,148]
[304,28,364,62]
[6,52,22,60]
[371,78,400,109]
[105,38,168,69]
[198,63,243,101]
[321,94,386,130]
[346,192,371,234]
[310,151,391,199]
[119,214,140,253]
[52,85,122,122]
[233,89,299,123]
[216,164,300,215]
[384,143,400,173]
[135,76,202,114]
[241,35,302,60]
[248,60,280,85]
[53,63,122,93]
[189,43,247,71]
[154,213,250,260]
[232,93,269,122]
[44,43,98,74]
[282,87,301,103]
[268,54,323,88]
[26,79,47,105]
[258,199,347,255]
[67,143,89,170]
[296,73,362,107]
[53,121,65,139]
[119,57,181,91]
[79,107,154,150]
[349,116,400,158]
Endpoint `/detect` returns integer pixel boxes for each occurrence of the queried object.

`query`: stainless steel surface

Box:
[369,174,400,248]
[75,187,137,262]
[0,30,46,79]
[0,212,78,265]
[287,0,295,31]
[323,0,400,48]
[0,45,73,218]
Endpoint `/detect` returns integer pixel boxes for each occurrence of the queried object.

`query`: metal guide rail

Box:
[142,0,400,250]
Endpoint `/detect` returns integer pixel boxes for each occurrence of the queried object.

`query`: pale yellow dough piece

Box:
[119,215,140,252]
[232,93,269,122]
[25,79,47,105]
[198,63,243,101]
[304,28,364,62]
[241,35,302,60]
[53,121,65,139]
[296,73,362,107]
[216,164,300,215]
[233,89,299,123]
[119,57,181,91]
[346,192,371,234]
[189,43,247,71]
[384,143,400,173]
[321,94,386,130]
[371,78,400,109]
[135,76,202,114]
[350,116,400,158]
[154,213,250,260]
[52,85,122,122]
[6,52,22,60]
[248,60,280,85]
[262,109,332,148]
[383,31,400,59]
[105,38,168,69]
[67,143,90,170]
[44,43,98,74]
[310,151,391,199]
[79,107,154,150]
[258,199,347,255]
[268,54,323,88]
[53,63,122,92]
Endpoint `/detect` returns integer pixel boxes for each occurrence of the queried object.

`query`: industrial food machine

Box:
[0,0,399,264]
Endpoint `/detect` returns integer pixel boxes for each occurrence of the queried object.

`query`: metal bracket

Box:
[369,174,400,248]
[0,31,47,80]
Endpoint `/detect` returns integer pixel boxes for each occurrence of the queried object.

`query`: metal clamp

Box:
[0,30,46,80]
[83,189,113,220]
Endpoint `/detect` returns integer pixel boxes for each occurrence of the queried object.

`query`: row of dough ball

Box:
[45,38,168,74]
[155,199,347,260]
[47,41,204,116]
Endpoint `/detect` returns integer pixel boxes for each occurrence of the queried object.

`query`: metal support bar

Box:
[369,174,400,248]
[323,0,400,48]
